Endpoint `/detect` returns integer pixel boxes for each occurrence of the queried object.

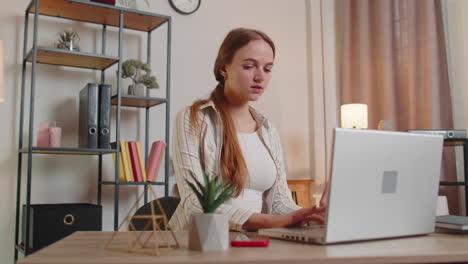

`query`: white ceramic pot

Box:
[127,83,146,96]
[189,213,229,252]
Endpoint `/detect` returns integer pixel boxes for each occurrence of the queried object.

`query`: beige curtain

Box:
[337,0,459,214]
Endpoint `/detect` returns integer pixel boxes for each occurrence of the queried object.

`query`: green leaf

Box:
[186,170,236,213]
[141,63,151,73]
[186,181,208,212]
[206,178,216,209]
[210,184,235,212]
[202,171,210,186]
[189,171,206,195]
[213,179,229,195]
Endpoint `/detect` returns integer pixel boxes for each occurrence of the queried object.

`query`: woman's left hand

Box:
[291,183,330,227]
[288,205,325,226]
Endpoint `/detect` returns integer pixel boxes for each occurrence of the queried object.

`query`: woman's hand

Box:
[242,182,330,231]
[288,183,330,227]
[286,205,325,227]
[319,181,329,209]
[242,205,325,231]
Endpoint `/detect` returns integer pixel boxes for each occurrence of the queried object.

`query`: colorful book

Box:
[135,142,148,182]
[112,152,126,182]
[128,141,143,182]
[146,141,166,182]
[120,140,134,182]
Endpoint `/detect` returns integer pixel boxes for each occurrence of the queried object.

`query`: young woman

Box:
[169,28,325,231]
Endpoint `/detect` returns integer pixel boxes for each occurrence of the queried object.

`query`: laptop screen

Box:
[325,128,443,243]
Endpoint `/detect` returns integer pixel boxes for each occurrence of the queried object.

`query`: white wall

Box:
[0,0,315,262]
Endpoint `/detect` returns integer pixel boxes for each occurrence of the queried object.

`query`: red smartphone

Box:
[231,233,270,247]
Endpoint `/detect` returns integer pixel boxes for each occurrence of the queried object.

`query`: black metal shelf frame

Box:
[441,138,468,215]
[14,0,172,260]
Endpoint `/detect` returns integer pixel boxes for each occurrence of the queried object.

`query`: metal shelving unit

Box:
[24,46,119,69]
[440,138,468,215]
[111,94,167,108]
[14,0,171,260]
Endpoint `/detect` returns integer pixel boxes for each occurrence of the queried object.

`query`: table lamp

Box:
[0,40,4,103]
[340,103,368,129]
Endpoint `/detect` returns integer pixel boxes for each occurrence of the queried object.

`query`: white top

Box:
[169,103,301,231]
[225,131,277,212]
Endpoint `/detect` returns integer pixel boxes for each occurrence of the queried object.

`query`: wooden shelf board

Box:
[26,47,118,70]
[100,181,165,186]
[29,0,168,32]
[20,147,116,155]
[444,141,465,146]
[111,95,167,108]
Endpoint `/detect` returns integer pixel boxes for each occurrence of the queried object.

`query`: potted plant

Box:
[55,29,80,51]
[186,171,235,252]
[115,0,150,9]
[121,59,159,96]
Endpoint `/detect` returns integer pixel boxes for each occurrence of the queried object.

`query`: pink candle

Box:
[49,127,62,148]
[37,121,50,147]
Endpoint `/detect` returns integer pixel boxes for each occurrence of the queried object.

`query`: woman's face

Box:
[222,39,274,104]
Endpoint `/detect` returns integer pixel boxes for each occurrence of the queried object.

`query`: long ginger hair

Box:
[189,28,275,196]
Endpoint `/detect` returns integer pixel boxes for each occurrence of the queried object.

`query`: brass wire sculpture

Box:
[105,186,179,256]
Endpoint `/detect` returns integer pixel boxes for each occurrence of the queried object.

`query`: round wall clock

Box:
[169,0,201,15]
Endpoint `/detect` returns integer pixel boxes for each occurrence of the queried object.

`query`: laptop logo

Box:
[382,171,398,193]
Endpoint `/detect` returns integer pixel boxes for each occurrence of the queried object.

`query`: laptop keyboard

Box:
[258,224,325,243]
[285,224,324,234]
[305,222,324,229]
[287,227,324,243]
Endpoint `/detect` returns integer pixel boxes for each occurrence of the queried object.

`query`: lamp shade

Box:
[0,40,3,103]
[341,103,368,129]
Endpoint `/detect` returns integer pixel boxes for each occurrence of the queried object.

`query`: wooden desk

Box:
[17,231,468,264]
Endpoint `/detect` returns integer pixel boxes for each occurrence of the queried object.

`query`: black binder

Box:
[79,83,98,148]
[98,84,111,149]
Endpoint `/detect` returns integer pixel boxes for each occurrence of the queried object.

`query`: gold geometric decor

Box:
[105,185,179,256]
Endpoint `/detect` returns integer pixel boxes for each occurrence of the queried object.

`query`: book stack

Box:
[435,215,468,234]
[112,141,166,182]
[79,83,111,149]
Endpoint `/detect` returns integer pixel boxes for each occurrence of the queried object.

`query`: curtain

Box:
[307,0,340,200]
[337,0,459,214]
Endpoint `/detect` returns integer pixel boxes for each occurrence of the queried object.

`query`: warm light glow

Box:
[341,103,368,129]
[0,40,3,103]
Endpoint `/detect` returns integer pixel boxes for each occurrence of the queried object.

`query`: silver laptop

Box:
[259,128,444,244]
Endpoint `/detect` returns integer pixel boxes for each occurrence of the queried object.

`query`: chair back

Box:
[129,196,180,231]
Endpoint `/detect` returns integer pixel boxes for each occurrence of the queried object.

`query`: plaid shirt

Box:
[169,101,301,231]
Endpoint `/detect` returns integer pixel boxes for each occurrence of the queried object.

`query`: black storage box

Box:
[22,203,102,253]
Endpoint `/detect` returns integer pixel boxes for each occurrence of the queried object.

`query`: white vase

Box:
[127,83,146,96]
[189,213,229,252]
[116,0,137,9]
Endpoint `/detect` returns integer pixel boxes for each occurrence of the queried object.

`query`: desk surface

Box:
[17,231,468,264]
